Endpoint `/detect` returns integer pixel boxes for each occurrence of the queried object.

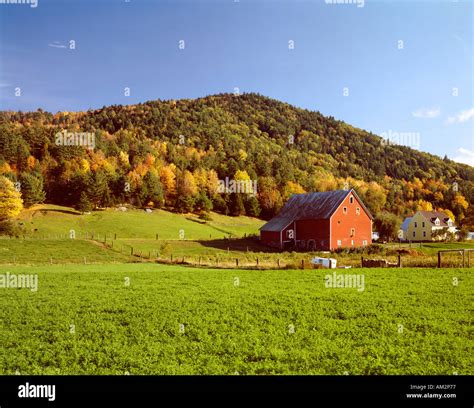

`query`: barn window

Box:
[350,196,354,204]
[362,240,368,246]
[343,207,347,214]
[350,228,355,237]
[423,231,426,238]
[356,207,360,215]
[422,222,425,228]
[337,240,342,247]
[413,231,416,237]
[414,222,417,228]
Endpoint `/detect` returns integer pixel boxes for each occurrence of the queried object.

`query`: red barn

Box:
[260,189,373,251]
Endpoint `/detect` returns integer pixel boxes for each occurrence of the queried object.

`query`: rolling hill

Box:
[0,93,472,225]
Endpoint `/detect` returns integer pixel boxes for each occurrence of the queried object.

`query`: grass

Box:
[0,264,471,375]
[18,205,264,240]
[0,239,133,265]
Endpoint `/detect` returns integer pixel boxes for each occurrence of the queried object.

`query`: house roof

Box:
[260,189,373,232]
[401,217,412,231]
[418,211,454,227]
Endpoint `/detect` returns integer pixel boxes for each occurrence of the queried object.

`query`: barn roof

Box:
[260,189,373,232]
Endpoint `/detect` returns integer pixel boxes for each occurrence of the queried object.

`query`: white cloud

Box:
[412,107,440,118]
[452,148,474,167]
[48,42,67,49]
[446,108,474,124]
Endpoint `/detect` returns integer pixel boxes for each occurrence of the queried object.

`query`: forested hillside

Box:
[0,93,472,226]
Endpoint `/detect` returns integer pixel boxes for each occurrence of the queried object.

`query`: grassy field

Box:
[0,239,134,265]
[0,264,471,375]
[18,205,264,240]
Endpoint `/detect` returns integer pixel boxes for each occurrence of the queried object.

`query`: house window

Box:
[447,220,452,226]
[435,219,440,226]
[356,207,360,215]
[414,222,417,228]
[350,196,354,204]
[422,222,425,228]
[343,207,347,214]
[423,231,426,238]
[362,240,368,246]
[350,228,355,237]
[413,231,416,237]
[337,240,342,247]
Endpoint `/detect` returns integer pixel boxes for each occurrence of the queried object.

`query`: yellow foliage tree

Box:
[415,199,433,211]
[179,170,198,196]
[160,165,177,200]
[0,176,23,220]
[283,181,305,200]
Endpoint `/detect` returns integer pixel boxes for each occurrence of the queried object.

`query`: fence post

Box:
[131,247,133,256]
[199,257,201,266]
[301,259,304,269]
[468,251,471,268]
[171,254,173,263]
[462,250,465,268]
[438,252,441,268]
[236,258,239,267]
[156,234,158,240]
[277,259,280,269]
[398,255,402,268]
[114,233,117,240]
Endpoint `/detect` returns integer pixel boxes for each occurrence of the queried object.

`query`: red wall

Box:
[294,219,330,250]
[330,192,372,250]
[260,230,281,248]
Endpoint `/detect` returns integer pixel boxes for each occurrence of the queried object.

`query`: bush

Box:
[0,220,26,238]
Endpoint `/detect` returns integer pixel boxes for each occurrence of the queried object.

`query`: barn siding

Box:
[260,230,281,248]
[330,192,372,250]
[295,219,330,250]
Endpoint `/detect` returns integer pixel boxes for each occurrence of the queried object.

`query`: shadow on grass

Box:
[196,237,282,253]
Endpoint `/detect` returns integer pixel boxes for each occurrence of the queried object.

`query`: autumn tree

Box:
[0,176,23,235]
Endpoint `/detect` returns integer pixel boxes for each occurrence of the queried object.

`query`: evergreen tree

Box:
[19,173,46,207]
[76,192,93,213]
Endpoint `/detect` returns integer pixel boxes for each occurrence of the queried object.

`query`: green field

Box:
[1,206,472,375]
[0,264,471,375]
[18,205,264,240]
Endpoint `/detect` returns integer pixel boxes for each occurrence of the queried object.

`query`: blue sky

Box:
[0,0,472,165]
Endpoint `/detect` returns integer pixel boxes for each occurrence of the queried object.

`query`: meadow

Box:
[0,206,472,375]
[0,264,471,375]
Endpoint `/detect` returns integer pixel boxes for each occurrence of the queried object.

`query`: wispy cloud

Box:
[446,108,474,125]
[48,41,67,49]
[412,107,440,119]
[452,147,474,167]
